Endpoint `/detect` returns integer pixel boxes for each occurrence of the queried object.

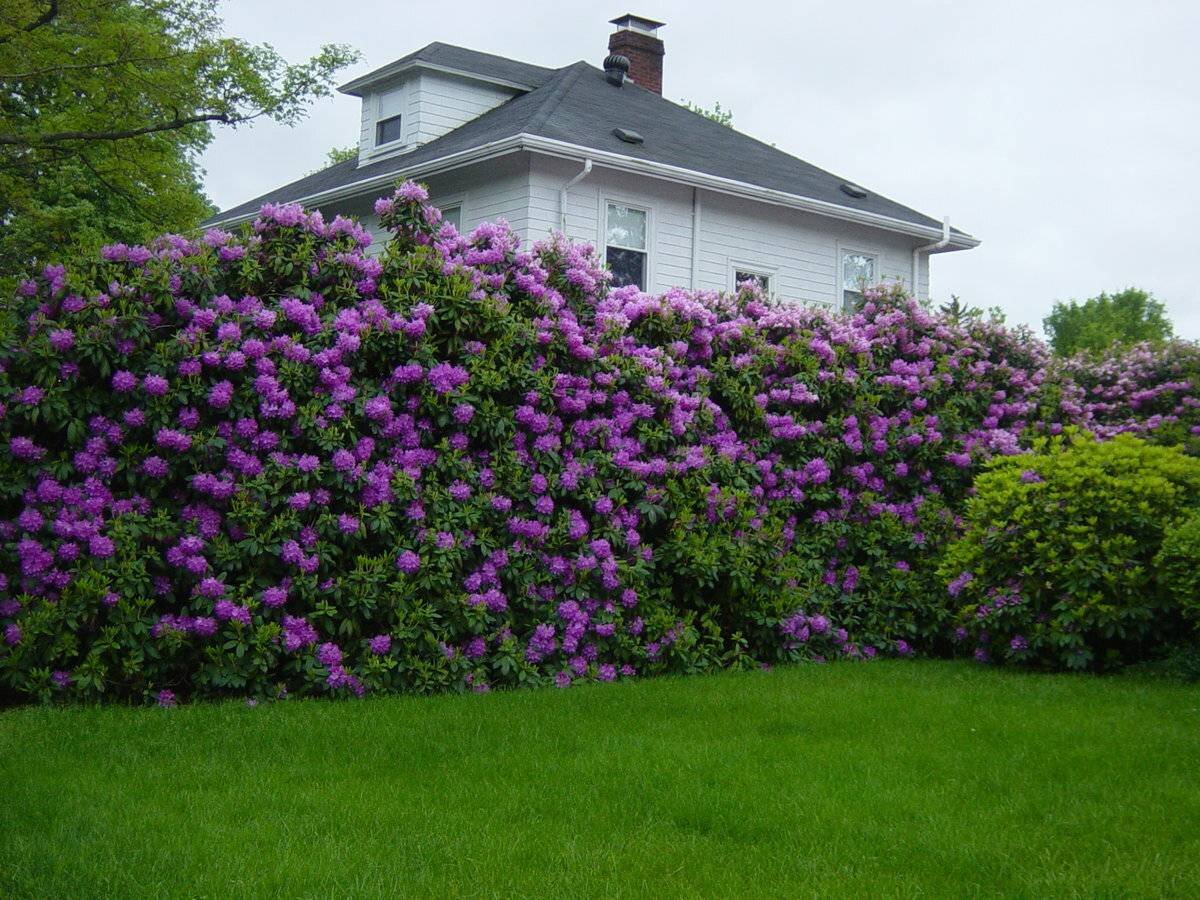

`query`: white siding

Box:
[411,72,518,146]
[696,192,928,306]
[325,153,534,254]
[318,153,935,301]
[439,153,533,234]
[527,157,696,295]
[527,157,930,303]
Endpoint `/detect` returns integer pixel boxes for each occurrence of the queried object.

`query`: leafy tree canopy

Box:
[1043,287,1174,356]
[0,0,358,275]
[309,144,357,174]
[680,99,733,127]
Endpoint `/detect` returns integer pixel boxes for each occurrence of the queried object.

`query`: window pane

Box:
[376,115,403,145]
[735,271,770,292]
[441,205,462,231]
[843,289,863,313]
[606,204,646,250]
[378,87,405,118]
[842,252,875,289]
[607,247,646,289]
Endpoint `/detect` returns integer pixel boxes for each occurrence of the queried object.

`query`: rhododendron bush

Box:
[2,183,1198,704]
[940,433,1200,671]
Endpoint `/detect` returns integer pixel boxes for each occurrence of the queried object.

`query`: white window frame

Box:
[370,82,410,154]
[837,244,880,312]
[600,197,654,291]
[432,192,467,233]
[375,114,404,147]
[728,260,778,299]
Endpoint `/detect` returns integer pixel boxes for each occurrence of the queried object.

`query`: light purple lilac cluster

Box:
[1,181,1196,705]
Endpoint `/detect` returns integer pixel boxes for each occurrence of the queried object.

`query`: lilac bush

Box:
[1,182,1197,703]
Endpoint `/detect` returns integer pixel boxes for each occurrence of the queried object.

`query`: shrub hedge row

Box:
[1,183,1197,703]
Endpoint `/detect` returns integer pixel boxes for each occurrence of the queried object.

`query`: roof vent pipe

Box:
[603,54,629,86]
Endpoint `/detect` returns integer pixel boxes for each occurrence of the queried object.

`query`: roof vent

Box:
[840,182,869,199]
[612,127,644,144]
[603,53,630,86]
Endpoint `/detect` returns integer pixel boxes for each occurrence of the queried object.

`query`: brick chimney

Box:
[608,14,665,95]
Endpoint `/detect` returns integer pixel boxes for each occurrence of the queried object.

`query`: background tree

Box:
[308,144,357,174]
[323,145,359,166]
[681,99,733,127]
[1043,288,1174,356]
[938,294,982,324]
[0,0,358,276]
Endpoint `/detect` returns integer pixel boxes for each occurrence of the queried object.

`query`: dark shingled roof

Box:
[209,44,973,241]
[337,41,556,95]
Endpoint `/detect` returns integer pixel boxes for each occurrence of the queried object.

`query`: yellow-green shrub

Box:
[939,433,1200,670]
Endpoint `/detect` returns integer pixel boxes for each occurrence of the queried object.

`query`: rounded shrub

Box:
[940,432,1200,670]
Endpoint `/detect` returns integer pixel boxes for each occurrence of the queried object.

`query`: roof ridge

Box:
[211,57,962,238]
[524,62,590,134]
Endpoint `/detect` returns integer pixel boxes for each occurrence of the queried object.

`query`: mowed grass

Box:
[2,661,1198,898]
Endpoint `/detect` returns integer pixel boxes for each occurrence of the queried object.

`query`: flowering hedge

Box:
[2,182,1198,704]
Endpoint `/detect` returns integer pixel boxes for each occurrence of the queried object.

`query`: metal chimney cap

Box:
[609,13,666,33]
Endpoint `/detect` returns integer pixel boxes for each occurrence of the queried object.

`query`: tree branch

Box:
[0,112,235,146]
[1,53,184,82]
[0,1,59,45]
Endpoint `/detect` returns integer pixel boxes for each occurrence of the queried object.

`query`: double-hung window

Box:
[605,202,648,290]
[841,250,877,312]
[375,86,405,147]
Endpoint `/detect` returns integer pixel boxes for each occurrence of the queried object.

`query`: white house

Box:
[207,14,978,310]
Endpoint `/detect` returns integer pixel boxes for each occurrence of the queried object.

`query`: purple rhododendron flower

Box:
[368,634,392,655]
[316,642,342,667]
[428,362,470,394]
[112,371,138,392]
[48,329,75,352]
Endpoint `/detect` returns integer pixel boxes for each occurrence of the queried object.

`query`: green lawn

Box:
[2,661,1198,898]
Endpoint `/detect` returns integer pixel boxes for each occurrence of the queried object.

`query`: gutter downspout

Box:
[560,159,593,232]
[690,187,702,290]
[912,216,951,300]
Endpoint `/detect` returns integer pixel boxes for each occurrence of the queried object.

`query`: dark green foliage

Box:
[937,294,981,324]
[0,0,357,278]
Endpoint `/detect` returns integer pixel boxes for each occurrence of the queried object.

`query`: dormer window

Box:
[374,85,406,148]
[376,115,403,145]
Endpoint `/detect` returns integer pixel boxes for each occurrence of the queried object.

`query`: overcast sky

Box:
[203,0,1200,338]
